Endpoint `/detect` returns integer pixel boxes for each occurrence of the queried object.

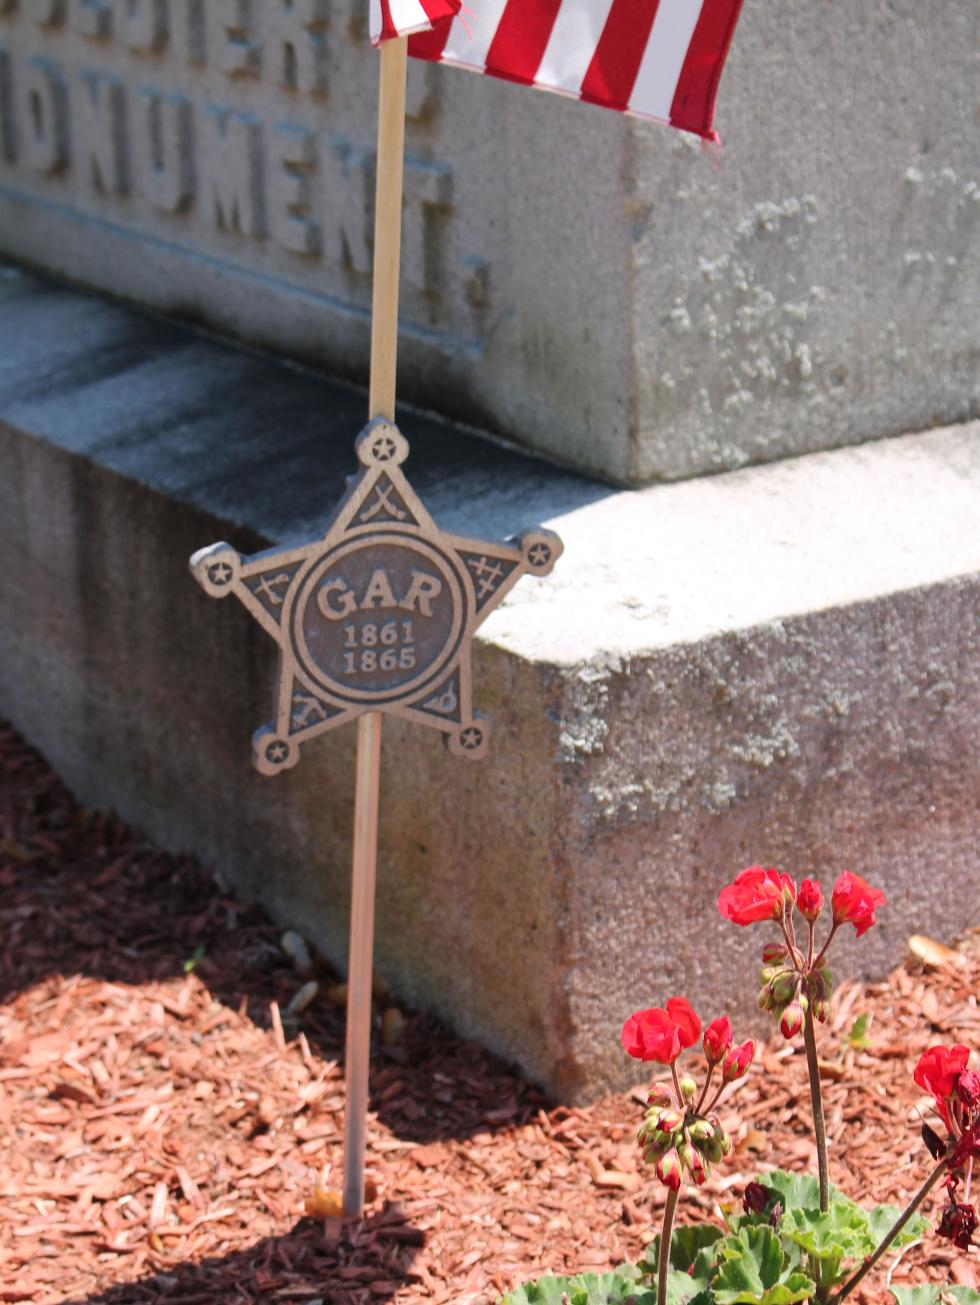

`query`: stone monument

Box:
[0,1,978,1099]
[0,0,976,482]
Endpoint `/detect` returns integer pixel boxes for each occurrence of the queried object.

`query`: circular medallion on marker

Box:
[291,536,464,704]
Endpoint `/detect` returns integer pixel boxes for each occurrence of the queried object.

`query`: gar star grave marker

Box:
[190,418,562,770]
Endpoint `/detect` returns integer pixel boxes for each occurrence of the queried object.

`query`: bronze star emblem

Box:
[190,420,562,775]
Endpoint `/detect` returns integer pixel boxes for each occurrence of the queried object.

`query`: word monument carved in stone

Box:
[0,0,488,364]
[190,420,563,774]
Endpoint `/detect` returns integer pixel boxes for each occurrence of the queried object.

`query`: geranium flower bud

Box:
[771,972,797,1006]
[831,870,886,938]
[679,1075,697,1102]
[956,1069,980,1110]
[643,1133,671,1164]
[647,1083,672,1107]
[743,1181,769,1213]
[638,1113,662,1144]
[702,1015,733,1065]
[780,1003,804,1039]
[796,878,823,922]
[812,998,830,1024]
[657,1108,684,1133]
[723,1040,754,1082]
[676,1140,695,1170]
[690,1119,714,1143]
[761,942,788,964]
[758,986,775,1012]
[703,1123,729,1161]
[688,1149,707,1185]
[656,1149,682,1190]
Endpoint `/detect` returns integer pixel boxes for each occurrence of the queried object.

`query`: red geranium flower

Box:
[957,1069,980,1110]
[621,997,701,1064]
[797,878,824,922]
[914,1044,971,1127]
[937,1201,977,1251]
[703,1015,733,1065]
[951,1126,980,1171]
[830,870,886,937]
[718,867,796,926]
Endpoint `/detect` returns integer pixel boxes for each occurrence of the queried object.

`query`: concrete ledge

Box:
[1,264,978,1098]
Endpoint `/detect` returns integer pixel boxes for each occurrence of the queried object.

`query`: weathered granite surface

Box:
[1,266,978,1097]
[0,1,977,483]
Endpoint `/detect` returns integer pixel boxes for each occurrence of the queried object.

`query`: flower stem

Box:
[830,1156,948,1304]
[812,920,839,970]
[658,1187,680,1305]
[802,1004,829,1212]
[695,1064,715,1115]
[671,1062,683,1106]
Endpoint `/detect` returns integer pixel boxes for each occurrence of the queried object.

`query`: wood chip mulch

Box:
[0,719,977,1305]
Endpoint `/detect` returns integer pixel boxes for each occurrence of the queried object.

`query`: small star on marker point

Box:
[266,741,289,764]
[460,726,483,750]
[528,543,551,566]
[372,435,397,461]
[209,562,232,584]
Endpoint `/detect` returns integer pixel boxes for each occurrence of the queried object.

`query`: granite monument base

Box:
[1,264,978,1097]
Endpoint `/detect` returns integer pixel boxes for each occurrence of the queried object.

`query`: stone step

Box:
[1,262,977,1098]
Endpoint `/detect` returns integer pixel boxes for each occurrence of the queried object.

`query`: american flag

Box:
[370,0,744,141]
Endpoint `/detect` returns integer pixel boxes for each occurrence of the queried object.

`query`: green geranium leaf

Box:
[643,1224,725,1277]
[780,1202,876,1261]
[500,1266,654,1305]
[638,1226,722,1305]
[713,1225,815,1305]
[866,1202,928,1248]
[891,1289,980,1305]
[660,1270,715,1305]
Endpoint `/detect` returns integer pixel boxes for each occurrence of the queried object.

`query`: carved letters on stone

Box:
[191,422,563,775]
[0,2,488,345]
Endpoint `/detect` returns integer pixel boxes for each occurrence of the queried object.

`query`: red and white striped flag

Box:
[370,0,744,141]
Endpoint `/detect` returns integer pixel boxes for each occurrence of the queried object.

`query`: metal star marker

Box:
[190,420,563,775]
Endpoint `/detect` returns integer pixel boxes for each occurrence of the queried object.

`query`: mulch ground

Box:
[0,719,977,1305]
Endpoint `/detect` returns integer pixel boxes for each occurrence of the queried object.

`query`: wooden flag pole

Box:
[342,35,409,1221]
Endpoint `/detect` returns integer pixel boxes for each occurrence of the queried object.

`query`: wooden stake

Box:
[368,38,409,424]
[189,27,561,1225]
[342,35,408,1221]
